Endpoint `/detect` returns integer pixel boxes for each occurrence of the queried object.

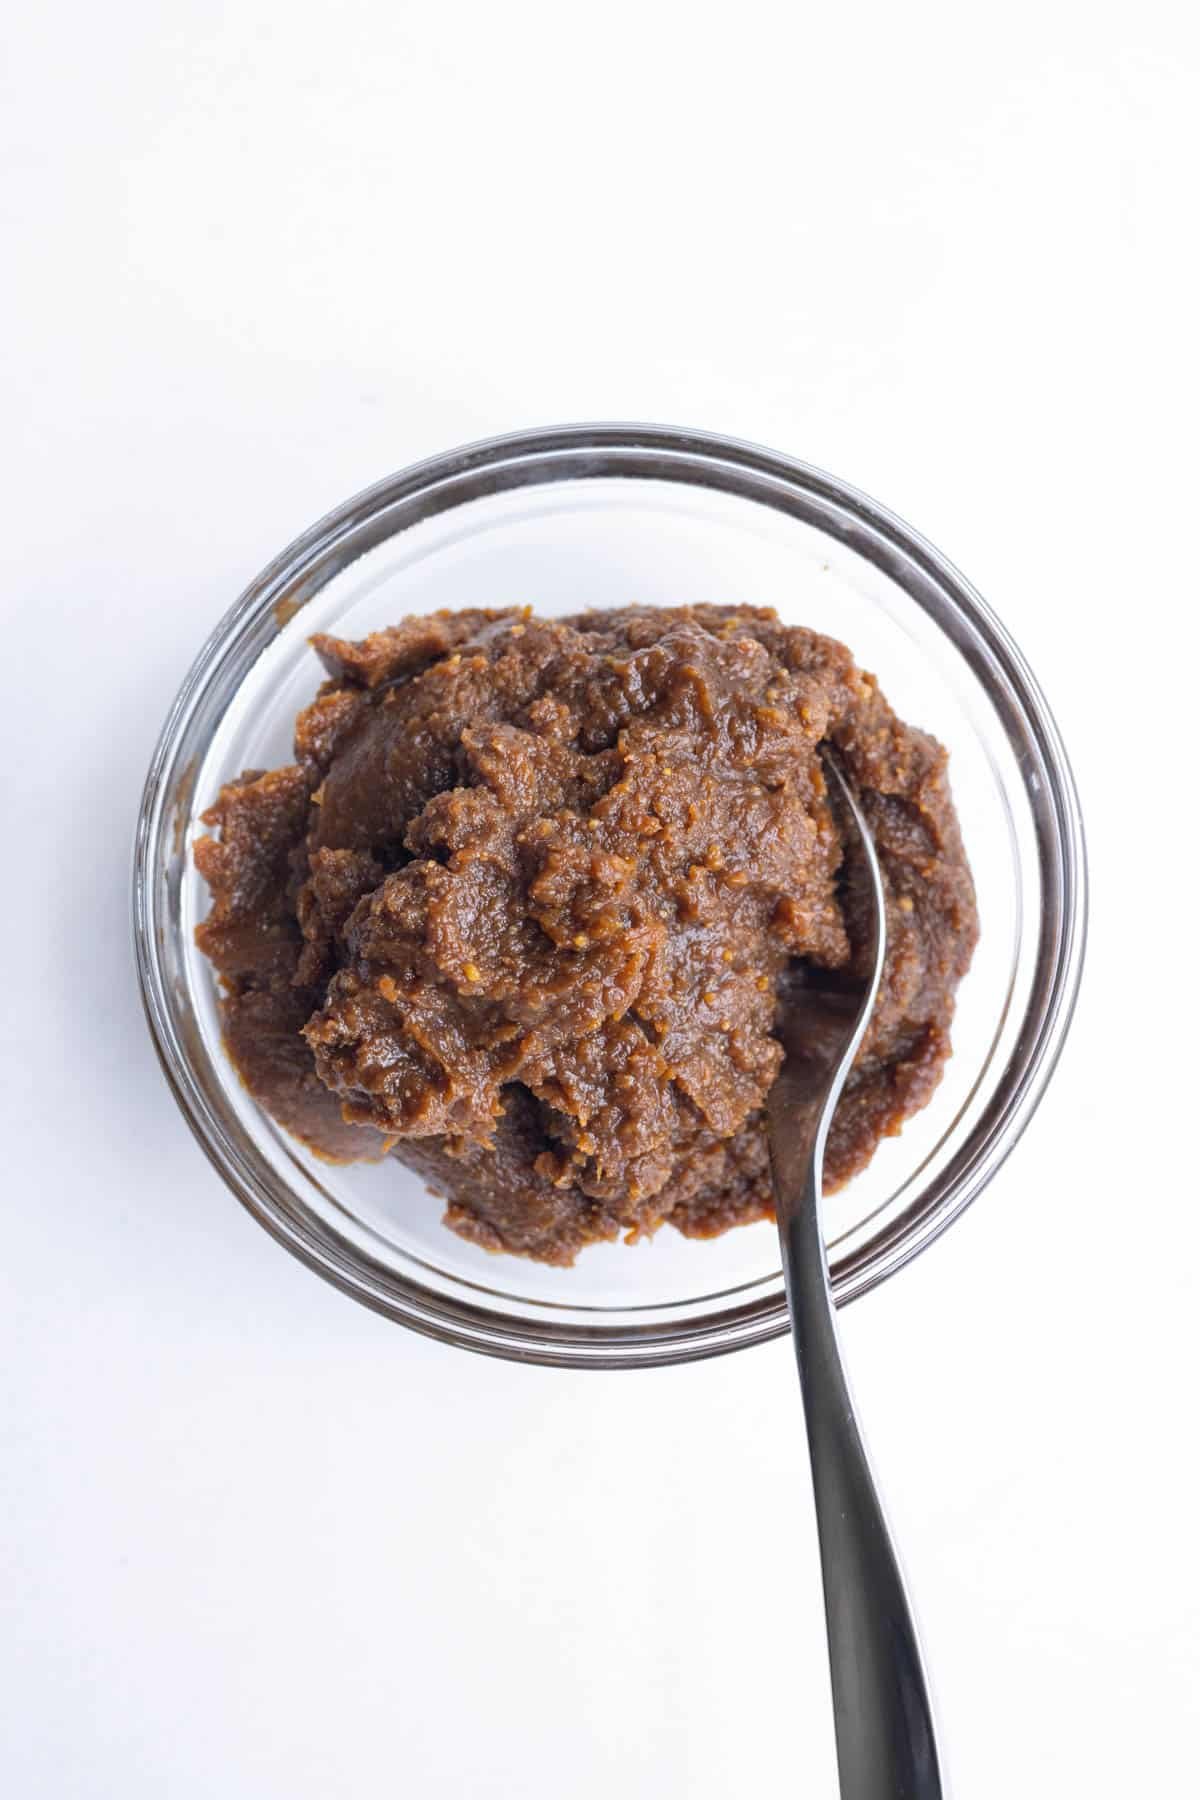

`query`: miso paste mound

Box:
[195,606,978,1264]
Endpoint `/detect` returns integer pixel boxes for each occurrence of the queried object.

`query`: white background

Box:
[2,4,1198,1795]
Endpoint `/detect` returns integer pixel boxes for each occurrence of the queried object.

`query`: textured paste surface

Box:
[195,606,978,1264]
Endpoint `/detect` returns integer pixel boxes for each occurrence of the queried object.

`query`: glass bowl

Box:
[134,424,1086,1367]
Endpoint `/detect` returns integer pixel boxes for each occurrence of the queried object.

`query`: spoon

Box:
[765,754,944,1800]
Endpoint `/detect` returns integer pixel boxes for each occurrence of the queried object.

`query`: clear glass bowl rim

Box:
[133,422,1088,1368]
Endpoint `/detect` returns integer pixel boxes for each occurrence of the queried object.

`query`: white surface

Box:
[1,4,1197,1795]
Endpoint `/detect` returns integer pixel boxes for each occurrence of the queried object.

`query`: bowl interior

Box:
[160,466,1043,1357]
